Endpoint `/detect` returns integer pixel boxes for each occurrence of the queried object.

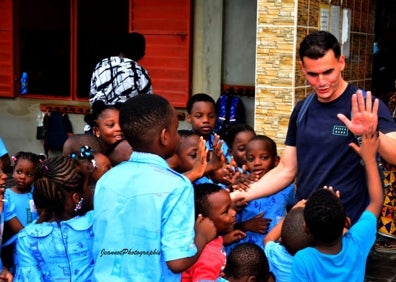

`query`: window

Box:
[0,0,191,106]
[18,0,128,100]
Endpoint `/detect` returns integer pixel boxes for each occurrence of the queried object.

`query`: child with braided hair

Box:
[14,156,94,282]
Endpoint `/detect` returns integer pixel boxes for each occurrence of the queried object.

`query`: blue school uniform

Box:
[93,151,197,281]
[14,211,95,282]
[290,211,376,282]
[226,183,295,254]
[5,188,38,226]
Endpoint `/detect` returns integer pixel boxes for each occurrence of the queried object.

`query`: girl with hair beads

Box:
[6,152,43,226]
[14,156,94,282]
[3,152,43,273]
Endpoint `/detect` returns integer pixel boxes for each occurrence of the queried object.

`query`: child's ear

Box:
[186,114,192,124]
[93,126,100,138]
[160,128,169,146]
[273,156,280,167]
[344,216,352,231]
[247,276,257,282]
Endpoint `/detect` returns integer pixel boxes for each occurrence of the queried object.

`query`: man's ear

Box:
[299,60,306,76]
[186,114,192,124]
[339,55,346,72]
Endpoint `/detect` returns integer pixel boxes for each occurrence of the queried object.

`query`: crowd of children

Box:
[0,30,394,282]
[0,89,386,282]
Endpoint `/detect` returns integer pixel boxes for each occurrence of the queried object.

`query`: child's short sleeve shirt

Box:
[290,210,376,281]
[93,152,197,281]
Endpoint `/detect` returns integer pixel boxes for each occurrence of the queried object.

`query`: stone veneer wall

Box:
[255,0,376,152]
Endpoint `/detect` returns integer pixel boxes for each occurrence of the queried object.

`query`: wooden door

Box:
[130,0,192,108]
[0,0,14,98]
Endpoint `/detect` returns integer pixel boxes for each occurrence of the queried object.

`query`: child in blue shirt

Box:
[167,130,208,183]
[93,94,216,281]
[3,152,42,273]
[290,130,383,281]
[186,93,235,186]
[14,155,95,281]
[227,135,295,254]
[6,152,42,226]
[263,202,313,282]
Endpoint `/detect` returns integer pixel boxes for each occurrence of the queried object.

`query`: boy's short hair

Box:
[223,242,269,282]
[186,93,216,114]
[223,123,255,148]
[247,135,277,157]
[304,188,346,244]
[281,207,313,255]
[299,30,341,61]
[63,134,103,156]
[178,129,197,138]
[119,94,173,150]
[193,183,222,218]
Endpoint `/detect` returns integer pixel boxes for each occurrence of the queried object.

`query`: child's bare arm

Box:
[166,215,217,273]
[263,217,283,245]
[349,131,383,217]
[6,216,23,234]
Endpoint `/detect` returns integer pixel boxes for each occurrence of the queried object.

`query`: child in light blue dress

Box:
[14,156,94,282]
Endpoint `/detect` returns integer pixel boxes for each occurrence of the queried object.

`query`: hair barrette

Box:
[11,155,17,162]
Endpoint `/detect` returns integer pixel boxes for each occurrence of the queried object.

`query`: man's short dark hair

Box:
[299,31,341,61]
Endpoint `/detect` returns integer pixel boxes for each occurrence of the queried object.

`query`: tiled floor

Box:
[365,238,396,282]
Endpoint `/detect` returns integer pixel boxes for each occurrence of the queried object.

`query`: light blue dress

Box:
[93,151,197,281]
[14,211,94,282]
[5,188,38,226]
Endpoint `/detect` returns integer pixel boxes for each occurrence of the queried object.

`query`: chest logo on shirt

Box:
[332,125,349,136]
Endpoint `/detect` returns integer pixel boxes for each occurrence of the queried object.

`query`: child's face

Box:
[245,139,278,179]
[94,108,123,147]
[13,159,35,191]
[207,189,236,234]
[164,108,181,159]
[177,135,200,173]
[187,101,216,138]
[0,167,7,191]
[230,130,255,167]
